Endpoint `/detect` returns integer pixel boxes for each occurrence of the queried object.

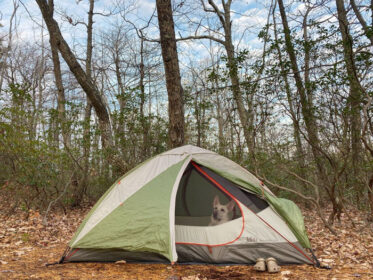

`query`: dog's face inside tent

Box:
[175,163,242,227]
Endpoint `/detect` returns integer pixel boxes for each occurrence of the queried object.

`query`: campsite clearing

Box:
[1,203,372,279]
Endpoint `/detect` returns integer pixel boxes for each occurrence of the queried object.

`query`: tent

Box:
[61,145,317,265]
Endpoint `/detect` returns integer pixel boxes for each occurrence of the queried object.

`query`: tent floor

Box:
[64,242,313,265]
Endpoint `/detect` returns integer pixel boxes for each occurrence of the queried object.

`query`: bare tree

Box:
[35,0,126,171]
[0,0,19,93]
[361,84,373,220]
[156,0,185,148]
[47,0,70,148]
[277,0,344,225]
[336,0,363,193]
[202,0,255,158]
[176,0,274,161]
[272,9,305,170]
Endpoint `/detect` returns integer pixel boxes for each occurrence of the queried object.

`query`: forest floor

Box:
[0,200,373,280]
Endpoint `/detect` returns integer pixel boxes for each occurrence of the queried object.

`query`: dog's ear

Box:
[227,200,235,211]
[213,195,220,206]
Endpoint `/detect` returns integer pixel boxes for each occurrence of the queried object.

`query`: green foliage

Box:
[0,84,115,210]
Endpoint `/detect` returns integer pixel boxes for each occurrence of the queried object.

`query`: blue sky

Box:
[0,0,283,109]
[0,0,272,52]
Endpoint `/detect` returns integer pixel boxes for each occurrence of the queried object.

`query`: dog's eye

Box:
[214,207,217,210]
[221,209,225,212]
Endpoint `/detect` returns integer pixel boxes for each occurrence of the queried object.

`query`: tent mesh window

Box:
[175,163,242,227]
[198,165,269,213]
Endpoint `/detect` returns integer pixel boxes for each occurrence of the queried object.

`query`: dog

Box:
[209,195,235,226]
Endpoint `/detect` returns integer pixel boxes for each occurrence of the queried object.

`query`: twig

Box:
[279,165,320,201]
[257,171,337,235]
[63,141,84,171]
[257,173,316,202]
[43,172,74,226]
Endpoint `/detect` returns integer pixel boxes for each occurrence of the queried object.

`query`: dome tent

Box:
[61,145,317,265]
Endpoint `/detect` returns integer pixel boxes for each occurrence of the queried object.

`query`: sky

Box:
[0,0,348,70]
[0,0,273,52]
[0,0,283,108]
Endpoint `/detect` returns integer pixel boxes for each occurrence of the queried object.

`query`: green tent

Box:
[62,145,316,265]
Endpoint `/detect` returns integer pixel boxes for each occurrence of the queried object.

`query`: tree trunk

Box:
[0,1,18,94]
[204,0,256,159]
[139,35,149,158]
[36,25,46,142]
[336,0,363,198]
[48,0,70,148]
[36,0,111,149]
[273,9,305,169]
[214,77,225,154]
[278,0,327,182]
[278,0,341,226]
[114,49,126,112]
[156,0,185,148]
[223,19,255,159]
[74,0,94,207]
[368,174,373,221]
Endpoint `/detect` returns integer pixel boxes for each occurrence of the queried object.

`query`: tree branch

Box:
[350,0,373,45]
[42,172,74,225]
[205,0,225,26]
[176,34,225,45]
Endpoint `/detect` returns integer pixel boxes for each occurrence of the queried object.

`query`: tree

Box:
[277,0,343,226]
[336,0,363,194]
[200,0,256,159]
[47,0,70,148]
[176,0,274,161]
[0,0,19,94]
[156,0,185,148]
[35,0,126,171]
[272,10,305,170]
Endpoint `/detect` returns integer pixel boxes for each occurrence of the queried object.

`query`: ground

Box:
[0,201,372,280]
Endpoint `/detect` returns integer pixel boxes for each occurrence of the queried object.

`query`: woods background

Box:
[0,0,372,235]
